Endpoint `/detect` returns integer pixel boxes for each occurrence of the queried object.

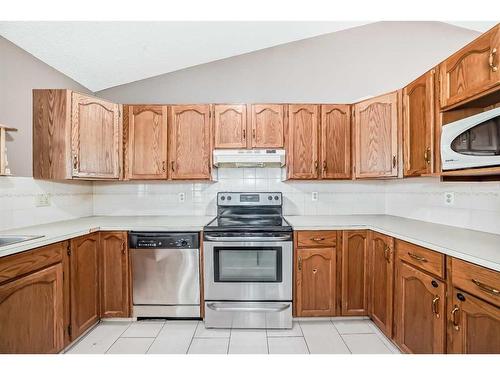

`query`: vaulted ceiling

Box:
[0,21,496,91]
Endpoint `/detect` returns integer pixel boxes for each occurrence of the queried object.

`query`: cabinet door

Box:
[287,104,320,179]
[320,105,351,179]
[296,248,336,317]
[71,92,121,179]
[448,288,500,354]
[0,264,64,353]
[341,230,368,316]
[100,232,129,318]
[70,233,100,340]
[354,92,399,178]
[403,70,434,176]
[369,232,394,337]
[125,105,168,179]
[440,25,500,109]
[169,105,212,180]
[214,104,247,148]
[250,104,284,148]
[394,261,445,353]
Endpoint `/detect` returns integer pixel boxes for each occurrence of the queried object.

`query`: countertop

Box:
[0,214,499,272]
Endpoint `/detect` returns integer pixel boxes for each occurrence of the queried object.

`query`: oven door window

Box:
[451,118,500,156]
[214,247,282,282]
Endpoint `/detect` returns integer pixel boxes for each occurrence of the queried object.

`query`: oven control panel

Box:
[218,192,282,206]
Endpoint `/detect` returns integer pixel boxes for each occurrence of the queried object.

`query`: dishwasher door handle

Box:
[206,302,291,313]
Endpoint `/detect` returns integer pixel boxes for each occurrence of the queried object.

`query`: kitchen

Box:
[1,9,500,366]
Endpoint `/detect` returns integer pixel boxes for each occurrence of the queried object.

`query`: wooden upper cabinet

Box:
[296,247,336,317]
[320,105,351,179]
[124,105,168,180]
[403,70,435,176]
[70,233,100,341]
[440,24,500,109]
[214,104,247,148]
[250,104,285,148]
[353,92,400,179]
[341,230,368,316]
[369,232,394,338]
[100,232,130,318]
[287,104,320,179]
[394,260,446,353]
[169,105,212,180]
[448,288,500,354]
[0,263,64,354]
[71,92,122,179]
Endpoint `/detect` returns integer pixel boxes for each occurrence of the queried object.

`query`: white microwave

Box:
[441,107,500,171]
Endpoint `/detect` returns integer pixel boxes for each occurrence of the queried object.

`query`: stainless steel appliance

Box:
[203,192,293,329]
[129,232,200,318]
[441,106,500,170]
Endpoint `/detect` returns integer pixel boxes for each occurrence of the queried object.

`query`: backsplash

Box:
[0,177,93,231]
[1,172,499,235]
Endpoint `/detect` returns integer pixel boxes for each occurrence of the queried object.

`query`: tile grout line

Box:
[101,321,134,354]
[296,321,310,354]
[330,319,352,354]
[186,321,199,354]
[227,327,232,354]
[145,320,166,354]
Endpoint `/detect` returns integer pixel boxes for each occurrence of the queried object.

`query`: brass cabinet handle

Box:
[73,154,78,170]
[314,161,319,171]
[252,129,256,139]
[242,129,246,140]
[424,147,431,165]
[121,241,126,255]
[451,306,460,331]
[162,161,166,172]
[472,279,500,296]
[392,155,397,168]
[384,246,391,263]
[312,237,325,242]
[408,252,427,262]
[171,161,175,172]
[489,48,498,72]
[298,256,302,271]
[432,296,440,317]
[322,161,327,172]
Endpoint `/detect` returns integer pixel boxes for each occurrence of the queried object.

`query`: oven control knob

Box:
[268,195,273,200]
[221,196,225,201]
[274,195,279,200]
[227,196,232,201]
[180,240,188,247]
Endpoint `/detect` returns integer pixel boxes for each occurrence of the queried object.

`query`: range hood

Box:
[213,149,286,168]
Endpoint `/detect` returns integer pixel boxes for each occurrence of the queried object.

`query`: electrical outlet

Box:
[311,192,318,202]
[178,192,186,203]
[444,192,455,206]
[35,193,50,207]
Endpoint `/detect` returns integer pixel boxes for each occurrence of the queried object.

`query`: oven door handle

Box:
[206,302,291,313]
[204,235,291,242]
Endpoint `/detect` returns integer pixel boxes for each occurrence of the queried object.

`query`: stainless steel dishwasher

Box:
[129,232,200,318]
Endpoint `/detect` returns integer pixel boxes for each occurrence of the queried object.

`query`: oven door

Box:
[203,239,292,301]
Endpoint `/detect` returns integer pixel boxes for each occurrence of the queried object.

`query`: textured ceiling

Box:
[0,21,496,91]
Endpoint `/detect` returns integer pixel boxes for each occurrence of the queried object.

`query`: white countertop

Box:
[285,215,500,272]
[1,214,499,272]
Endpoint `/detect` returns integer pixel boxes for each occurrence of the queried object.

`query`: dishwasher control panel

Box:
[129,232,199,249]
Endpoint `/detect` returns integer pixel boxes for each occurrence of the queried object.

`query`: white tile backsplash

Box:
[2,172,499,235]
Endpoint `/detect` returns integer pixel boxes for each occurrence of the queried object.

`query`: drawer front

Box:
[396,240,445,278]
[451,258,500,307]
[296,231,337,248]
[0,242,65,284]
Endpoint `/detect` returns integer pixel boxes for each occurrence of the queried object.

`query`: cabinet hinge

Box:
[67,244,71,256]
[67,325,72,337]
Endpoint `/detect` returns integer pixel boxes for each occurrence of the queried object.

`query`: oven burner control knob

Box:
[220,196,225,201]
[180,240,188,247]
[268,195,273,200]
[227,196,232,201]
[274,195,279,200]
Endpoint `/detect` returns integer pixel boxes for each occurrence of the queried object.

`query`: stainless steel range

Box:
[203,192,293,329]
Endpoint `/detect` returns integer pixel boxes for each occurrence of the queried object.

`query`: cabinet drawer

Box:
[296,231,337,248]
[451,258,500,307]
[0,241,65,284]
[395,240,445,279]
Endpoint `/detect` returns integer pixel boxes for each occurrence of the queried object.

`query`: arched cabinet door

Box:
[296,247,336,317]
[250,104,284,148]
[214,104,247,149]
[169,105,212,180]
[124,105,168,180]
[287,104,320,179]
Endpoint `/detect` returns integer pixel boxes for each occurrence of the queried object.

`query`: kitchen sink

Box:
[0,235,44,247]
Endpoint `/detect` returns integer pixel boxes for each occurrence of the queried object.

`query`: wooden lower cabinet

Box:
[368,232,394,337]
[341,230,368,316]
[0,263,64,353]
[394,260,446,353]
[448,288,500,354]
[100,232,130,318]
[295,247,336,316]
[70,233,100,340]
